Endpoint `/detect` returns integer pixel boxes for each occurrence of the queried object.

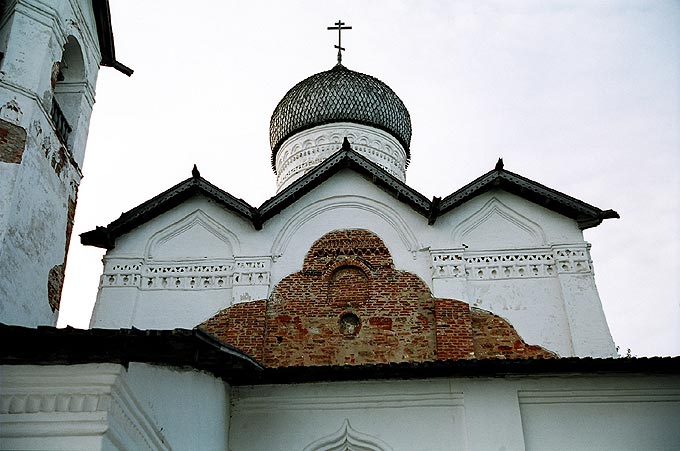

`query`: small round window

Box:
[339,312,361,336]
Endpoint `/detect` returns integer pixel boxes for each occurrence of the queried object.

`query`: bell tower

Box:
[0,0,130,326]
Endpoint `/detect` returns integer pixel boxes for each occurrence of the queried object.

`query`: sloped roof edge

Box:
[80,174,256,249]
[81,152,618,250]
[0,323,263,383]
[258,138,431,225]
[81,144,433,249]
[1,324,677,385]
[437,158,619,229]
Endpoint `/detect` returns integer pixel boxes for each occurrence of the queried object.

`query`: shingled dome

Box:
[269,64,412,170]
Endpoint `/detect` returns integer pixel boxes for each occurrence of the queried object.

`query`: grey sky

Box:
[59,0,680,356]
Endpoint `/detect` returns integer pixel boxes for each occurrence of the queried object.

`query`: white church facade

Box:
[1,2,678,450]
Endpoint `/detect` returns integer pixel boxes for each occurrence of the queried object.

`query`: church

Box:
[1,2,678,450]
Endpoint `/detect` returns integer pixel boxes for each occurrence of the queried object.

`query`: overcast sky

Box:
[58,0,680,357]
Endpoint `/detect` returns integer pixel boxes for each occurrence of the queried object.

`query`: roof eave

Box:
[437,166,619,229]
[81,174,257,249]
[259,139,430,224]
[91,0,133,76]
[2,324,677,385]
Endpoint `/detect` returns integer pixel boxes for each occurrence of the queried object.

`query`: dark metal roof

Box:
[81,149,618,250]
[91,0,133,75]
[259,138,431,224]
[270,64,412,171]
[1,324,678,385]
[435,158,620,229]
[81,171,256,249]
[0,323,262,383]
[81,144,432,248]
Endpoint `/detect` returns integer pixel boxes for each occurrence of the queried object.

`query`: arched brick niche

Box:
[328,264,371,304]
[201,229,556,367]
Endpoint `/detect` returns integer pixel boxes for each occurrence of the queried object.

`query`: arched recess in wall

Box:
[270,195,420,259]
[451,197,546,249]
[327,263,371,303]
[145,209,240,261]
[303,419,393,451]
[51,36,86,149]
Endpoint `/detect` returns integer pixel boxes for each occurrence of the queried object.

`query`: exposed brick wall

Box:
[434,298,475,360]
[200,229,556,367]
[47,195,77,311]
[0,119,26,163]
[471,307,556,359]
[263,230,437,367]
[201,300,266,362]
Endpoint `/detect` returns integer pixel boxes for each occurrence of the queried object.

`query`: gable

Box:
[146,210,238,260]
[82,150,617,251]
[452,197,546,249]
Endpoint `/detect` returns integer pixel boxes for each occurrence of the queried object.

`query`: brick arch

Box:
[328,265,370,303]
[201,229,557,367]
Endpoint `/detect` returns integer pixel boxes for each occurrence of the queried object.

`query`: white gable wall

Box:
[90,170,615,357]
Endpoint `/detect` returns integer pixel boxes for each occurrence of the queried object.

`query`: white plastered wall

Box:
[0,363,230,451]
[230,374,680,451]
[275,122,408,190]
[91,170,615,356]
[0,0,101,326]
[2,363,678,451]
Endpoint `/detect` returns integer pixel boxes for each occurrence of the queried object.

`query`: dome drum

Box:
[275,122,407,191]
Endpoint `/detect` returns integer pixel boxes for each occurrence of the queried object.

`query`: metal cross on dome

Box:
[327,20,352,65]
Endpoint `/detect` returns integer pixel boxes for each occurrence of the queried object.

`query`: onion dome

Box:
[269,64,412,171]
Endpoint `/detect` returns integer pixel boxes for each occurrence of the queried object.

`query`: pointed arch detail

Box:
[271,195,420,258]
[451,197,546,248]
[145,209,240,260]
[303,419,393,451]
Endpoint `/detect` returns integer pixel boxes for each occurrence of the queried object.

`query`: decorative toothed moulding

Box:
[275,122,407,191]
[101,257,271,291]
[431,245,593,281]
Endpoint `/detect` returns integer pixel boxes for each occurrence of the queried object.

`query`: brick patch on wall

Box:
[201,229,556,367]
[202,300,266,361]
[0,119,27,163]
[471,307,556,359]
[47,195,78,311]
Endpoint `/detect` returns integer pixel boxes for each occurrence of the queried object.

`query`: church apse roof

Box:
[81,142,618,250]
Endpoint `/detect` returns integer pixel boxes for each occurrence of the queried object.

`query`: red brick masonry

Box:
[201,229,556,367]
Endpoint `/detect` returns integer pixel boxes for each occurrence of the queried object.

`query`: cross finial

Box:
[327,20,352,65]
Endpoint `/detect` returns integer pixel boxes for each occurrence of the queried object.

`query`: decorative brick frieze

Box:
[201,229,556,368]
[431,244,593,281]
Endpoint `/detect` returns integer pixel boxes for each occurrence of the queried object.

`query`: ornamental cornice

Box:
[0,364,171,450]
[276,123,407,191]
[430,244,593,281]
[101,256,272,292]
